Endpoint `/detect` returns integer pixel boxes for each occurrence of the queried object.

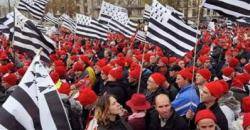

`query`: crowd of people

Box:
[0,20,250,130]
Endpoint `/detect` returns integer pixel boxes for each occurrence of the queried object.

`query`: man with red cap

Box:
[144,72,169,104]
[195,68,212,97]
[197,81,228,130]
[147,93,188,130]
[195,109,219,130]
[171,69,200,117]
[243,113,250,130]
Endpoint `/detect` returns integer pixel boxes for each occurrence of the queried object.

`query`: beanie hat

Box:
[243,113,250,129]
[229,58,239,68]
[232,79,244,89]
[197,69,211,81]
[50,72,59,83]
[0,51,8,60]
[96,58,108,68]
[195,109,217,124]
[54,60,65,66]
[2,73,18,86]
[55,66,67,77]
[129,69,141,80]
[80,55,90,65]
[73,62,84,72]
[244,63,250,74]
[58,82,71,95]
[101,65,112,76]
[222,67,234,77]
[217,80,229,94]
[150,73,166,86]
[159,57,169,64]
[17,66,28,76]
[109,67,123,80]
[77,88,97,106]
[242,96,250,113]
[204,81,225,98]
[178,69,193,80]
[0,65,9,74]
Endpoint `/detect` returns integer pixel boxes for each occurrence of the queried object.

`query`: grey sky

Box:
[0,0,19,7]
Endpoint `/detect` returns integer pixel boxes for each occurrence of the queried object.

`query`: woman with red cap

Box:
[126,93,151,130]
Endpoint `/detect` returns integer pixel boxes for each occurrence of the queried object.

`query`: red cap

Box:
[17,66,28,76]
[96,58,108,68]
[159,57,169,64]
[195,109,217,124]
[80,55,90,65]
[55,66,66,77]
[70,55,79,62]
[204,81,225,98]
[77,88,97,106]
[244,63,250,74]
[101,65,112,76]
[58,82,71,95]
[129,69,141,80]
[232,79,244,89]
[109,67,123,80]
[242,96,250,113]
[222,67,234,77]
[178,69,193,80]
[73,62,84,72]
[0,51,8,60]
[126,93,151,110]
[54,60,65,66]
[228,58,239,68]
[198,55,210,64]
[169,57,177,64]
[197,69,211,81]
[50,72,59,83]
[130,62,141,71]
[2,73,18,86]
[243,113,250,129]
[150,72,166,86]
[217,80,229,94]
[0,65,9,74]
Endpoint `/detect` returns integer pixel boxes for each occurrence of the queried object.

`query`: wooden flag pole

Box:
[191,1,202,84]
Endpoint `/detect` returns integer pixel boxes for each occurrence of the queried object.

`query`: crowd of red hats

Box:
[0,22,250,130]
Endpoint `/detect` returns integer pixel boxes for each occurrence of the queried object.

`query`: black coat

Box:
[104,79,129,106]
[97,117,133,130]
[146,109,188,130]
[197,102,228,130]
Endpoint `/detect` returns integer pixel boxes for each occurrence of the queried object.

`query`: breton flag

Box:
[135,30,147,43]
[59,14,76,32]
[44,12,59,25]
[0,12,14,38]
[99,1,138,38]
[146,0,200,57]
[143,4,151,20]
[202,0,250,19]
[17,0,48,20]
[76,13,108,41]
[0,53,71,130]
[13,8,56,62]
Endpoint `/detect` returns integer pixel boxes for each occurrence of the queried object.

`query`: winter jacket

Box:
[97,117,132,130]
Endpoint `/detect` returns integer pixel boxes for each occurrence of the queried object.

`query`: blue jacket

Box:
[171,84,200,116]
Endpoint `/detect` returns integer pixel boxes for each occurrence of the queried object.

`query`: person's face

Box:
[94,65,101,74]
[176,74,187,88]
[196,73,206,85]
[200,87,215,103]
[197,119,216,130]
[178,60,185,69]
[128,76,136,83]
[155,96,172,119]
[109,96,122,115]
[147,77,158,91]
[101,72,108,80]
[246,126,250,130]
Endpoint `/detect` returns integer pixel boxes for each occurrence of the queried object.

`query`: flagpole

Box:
[191,0,202,84]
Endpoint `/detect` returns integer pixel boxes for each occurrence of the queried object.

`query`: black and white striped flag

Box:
[59,14,76,32]
[17,0,48,20]
[202,0,250,19]
[13,8,56,62]
[143,4,151,20]
[44,12,59,25]
[146,0,200,57]
[0,54,71,130]
[0,12,14,38]
[76,13,108,41]
[135,30,147,43]
[99,1,138,38]
[35,24,47,34]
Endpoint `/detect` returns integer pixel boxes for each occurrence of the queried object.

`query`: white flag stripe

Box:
[221,0,249,11]
[147,32,186,56]
[203,3,249,18]
[150,23,194,50]
[2,96,35,130]
[0,125,8,130]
